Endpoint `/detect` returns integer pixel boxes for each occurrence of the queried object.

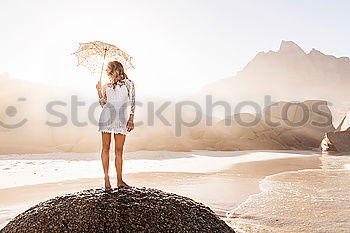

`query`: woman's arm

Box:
[96,81,107,107]
[126,79,135,131]
[127,79,135,116]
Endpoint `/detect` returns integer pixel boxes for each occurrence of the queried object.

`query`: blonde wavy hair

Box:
[106,61,128,89]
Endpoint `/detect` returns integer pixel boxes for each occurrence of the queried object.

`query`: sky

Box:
[0,0,349,100]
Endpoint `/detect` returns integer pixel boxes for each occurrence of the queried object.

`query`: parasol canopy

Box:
[72,41,134,81]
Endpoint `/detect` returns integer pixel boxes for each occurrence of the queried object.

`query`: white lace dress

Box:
[98,78,135,135]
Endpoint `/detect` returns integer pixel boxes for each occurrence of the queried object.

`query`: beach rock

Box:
[1,187,235,233]
[321,130,350,152]
[321,109,350,152]
[202,100,334,151]
[261,100,335,150]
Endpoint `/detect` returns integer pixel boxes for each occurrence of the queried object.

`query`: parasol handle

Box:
[99,48,108,83]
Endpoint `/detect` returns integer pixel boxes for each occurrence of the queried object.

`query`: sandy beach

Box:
[0,150,325,230]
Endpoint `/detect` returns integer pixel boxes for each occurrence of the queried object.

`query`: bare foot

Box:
[104,176,112,190]
[117,180,131,188]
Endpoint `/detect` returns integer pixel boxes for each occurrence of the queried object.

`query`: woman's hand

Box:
[96,81,102,91]
[126,118,134,132]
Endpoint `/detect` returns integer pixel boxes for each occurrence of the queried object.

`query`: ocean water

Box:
[227,152,350,233]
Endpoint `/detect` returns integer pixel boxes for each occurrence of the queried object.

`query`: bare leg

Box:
[101,132,112,190]
[114,133,130,188]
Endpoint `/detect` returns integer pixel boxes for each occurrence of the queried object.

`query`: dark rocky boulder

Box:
[321,130,350,152]
[1,187,235,233]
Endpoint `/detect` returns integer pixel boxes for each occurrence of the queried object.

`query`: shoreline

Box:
[0,150,321,190]
[225,154,350,232]
[0,149,320,160]
[0,151,323,229]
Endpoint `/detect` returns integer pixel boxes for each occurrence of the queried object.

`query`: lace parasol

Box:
[72,41,134,81]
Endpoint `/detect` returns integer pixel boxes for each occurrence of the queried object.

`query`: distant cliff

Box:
[188,40,350,125]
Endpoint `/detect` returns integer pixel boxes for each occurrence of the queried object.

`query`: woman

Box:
[96,61,135,190]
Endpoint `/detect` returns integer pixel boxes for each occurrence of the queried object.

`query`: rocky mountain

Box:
[187,41,350,127]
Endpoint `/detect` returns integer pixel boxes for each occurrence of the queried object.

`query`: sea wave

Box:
[227,153,350,233]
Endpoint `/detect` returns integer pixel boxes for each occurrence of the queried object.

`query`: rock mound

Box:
[201,100,334,151]
[1,187,235,233]
[321,130,350,152]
